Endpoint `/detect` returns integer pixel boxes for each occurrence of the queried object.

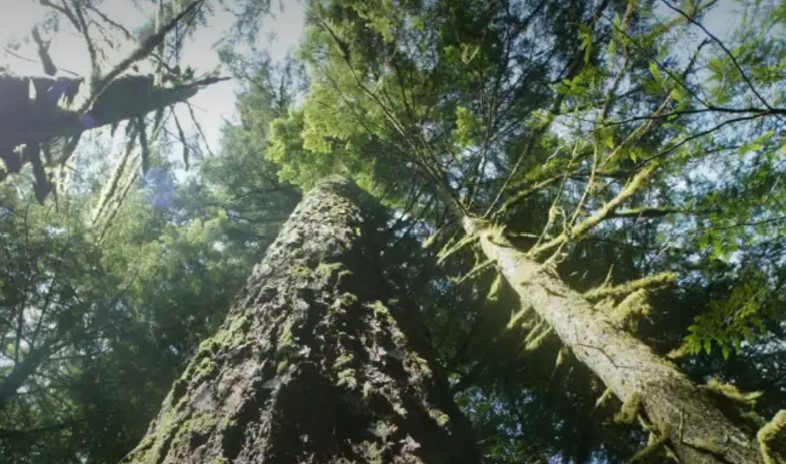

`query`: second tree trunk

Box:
[463,217,763,464]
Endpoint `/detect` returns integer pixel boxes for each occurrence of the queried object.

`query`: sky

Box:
[0,0,750,172]
[0,0,306,151]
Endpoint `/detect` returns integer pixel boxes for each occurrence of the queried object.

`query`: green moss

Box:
[362,441,385,464]
[362,381,374,398]
[704,378,763,407]
[758,410,786,464]
[291,265,313,278]
[685,436,726,456]
[369,300,392,320]
[372,421,397,440]
[629,424,671,463]
[279,321,295,346]
[196,313,250,355]
[594,388,613,410]
[198,336,221,355]
[331,292,358,314]
[336,368,358,389]
[277,359,289,374]
[522,323,552,352]
[189,411,218,435]
[610,289,652,332]
[334,352,354,368]
[197,357,216,377]
[428,408,450,427]
[316,261,343,277]
[614,393,642,424]
[584,272,678,301]
[411,354,432,377]
[393,403,408,417]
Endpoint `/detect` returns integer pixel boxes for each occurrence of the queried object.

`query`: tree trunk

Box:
[123,177,480,464]
[463,217,763,464]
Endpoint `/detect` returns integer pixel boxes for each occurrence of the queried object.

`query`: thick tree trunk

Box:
[463,217,763,464]
[123,177,480,464]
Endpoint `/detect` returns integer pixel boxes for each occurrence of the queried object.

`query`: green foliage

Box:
[0,64,298,460]
[683,271,781,359]
[5,0,786,462]
[239,0,786,461]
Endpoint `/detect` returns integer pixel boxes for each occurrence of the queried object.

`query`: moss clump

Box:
[316,261,344,277]
[758,410,786,464]
[330,292,358,314]
[362,381,374,399]
[614,393,642,425]
[392,402,408,417]
[276,359,289,374]
[610,289,652,332]
[337,368,358,389]
[334,352,354,368]
[279,321,295,346]
[428,408,450,427]
[703,378,763,407]
[629,425,671,463]
[197,357,217,377]
[362,441,385,464]
[368,300,392,321]
[290,265,313,279]
[584,272,677,301]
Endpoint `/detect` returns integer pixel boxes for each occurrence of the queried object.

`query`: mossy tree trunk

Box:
[123,177,480,464]
[463,218,763,464]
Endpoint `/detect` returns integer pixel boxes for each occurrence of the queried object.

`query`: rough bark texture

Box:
[463,218,763,464]
[124,177,480,464]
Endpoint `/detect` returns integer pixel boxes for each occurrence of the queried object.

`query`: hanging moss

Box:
[584,272,677,301]
[758,410,786,464]
[610,289,652,332]
[613,393,642,425]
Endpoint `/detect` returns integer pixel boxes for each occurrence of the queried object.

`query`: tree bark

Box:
[123,177,480,464]
[463,217,763,464]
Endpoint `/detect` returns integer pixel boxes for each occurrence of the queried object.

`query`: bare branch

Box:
[69,0,101,85]
[661,0,773,111]
[30,26,57,76]
[172,110,190,169]
[186,101,215,157]
[80,0,207,112]
[85,3,134,41]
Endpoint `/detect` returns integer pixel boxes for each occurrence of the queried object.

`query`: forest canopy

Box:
[0,0,785,463]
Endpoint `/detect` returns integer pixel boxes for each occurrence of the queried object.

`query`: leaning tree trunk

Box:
[462,218,763,464]
[123,177,480,464]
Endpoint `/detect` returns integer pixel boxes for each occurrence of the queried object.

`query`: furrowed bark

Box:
[124,177,480,464]
[463,217,763,464]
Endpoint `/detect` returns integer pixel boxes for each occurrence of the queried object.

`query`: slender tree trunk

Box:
[463,217,763,464]
[124,177,480,464]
